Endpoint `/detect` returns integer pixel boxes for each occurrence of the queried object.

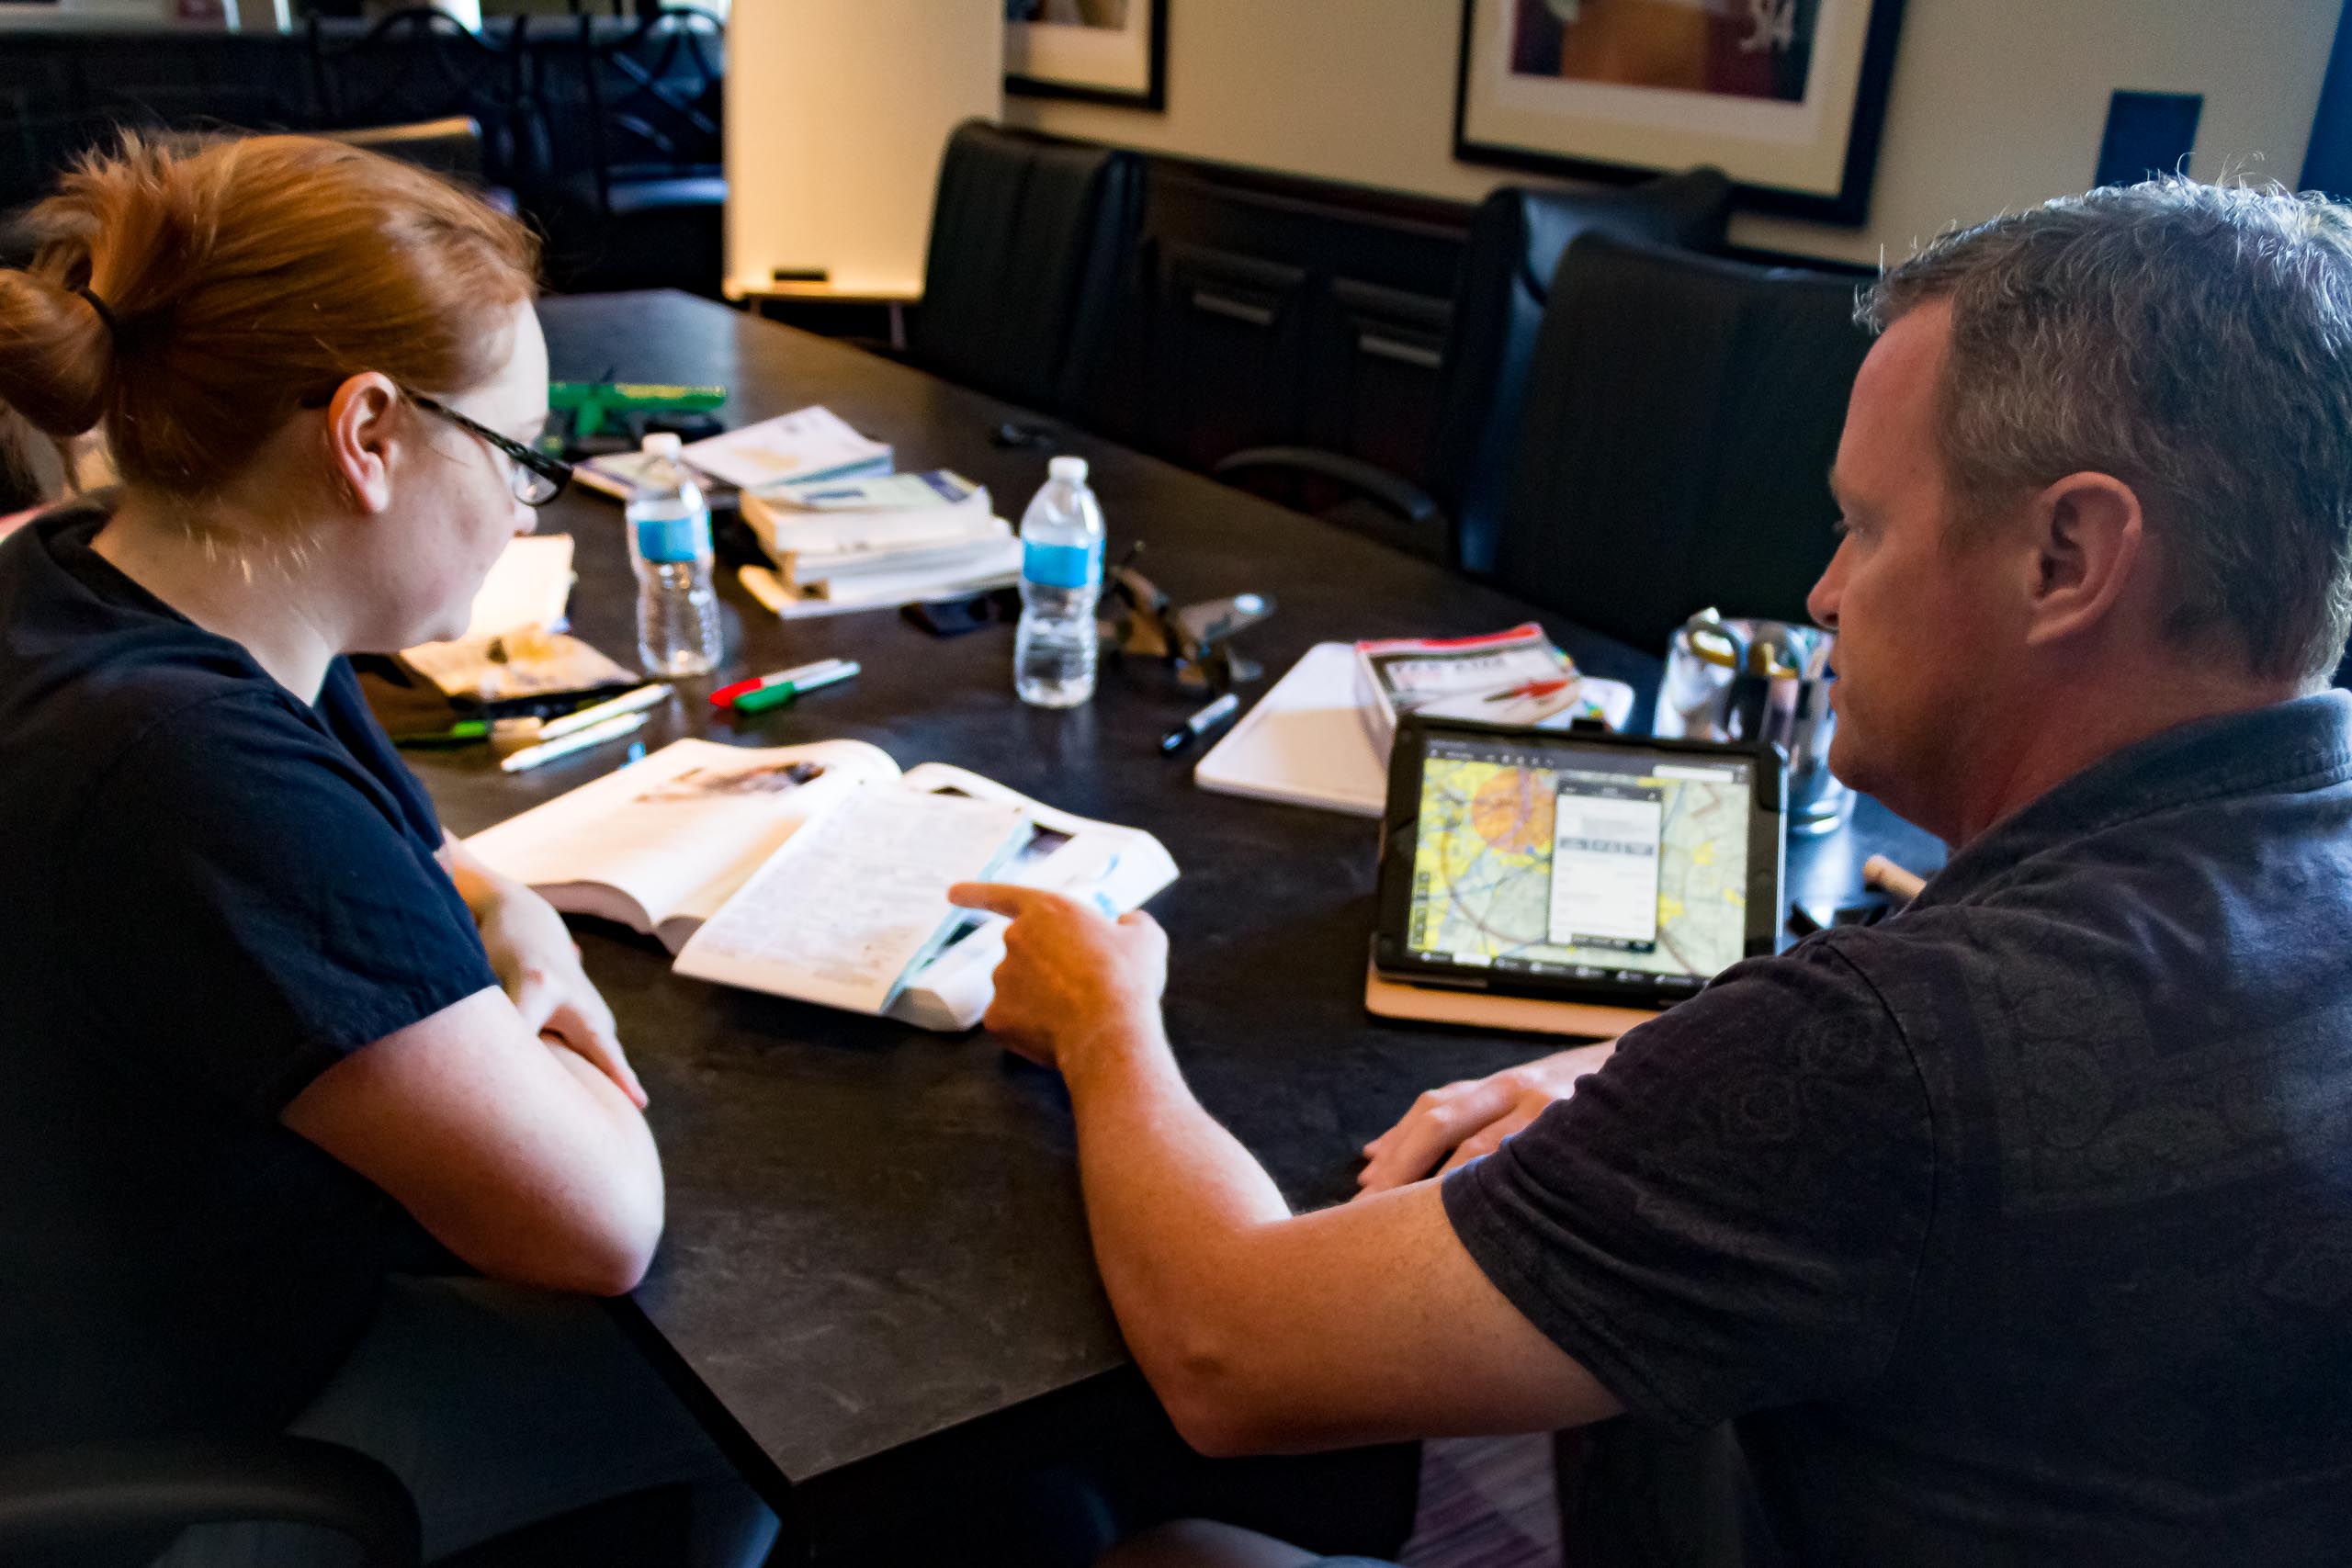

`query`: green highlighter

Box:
[390,718,489,749]
[731,660,860,715]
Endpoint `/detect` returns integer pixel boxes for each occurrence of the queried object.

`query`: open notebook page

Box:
[673,788,1031,1015]
[465,738,899,948]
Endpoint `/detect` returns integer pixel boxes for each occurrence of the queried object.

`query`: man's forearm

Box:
[1060,1026,1294,1404]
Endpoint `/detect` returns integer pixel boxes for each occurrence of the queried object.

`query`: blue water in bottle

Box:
[1014,456,1106,708]
[626,433,722,678]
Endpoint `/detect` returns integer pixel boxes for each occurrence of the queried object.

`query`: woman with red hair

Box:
[0,135,774,1566]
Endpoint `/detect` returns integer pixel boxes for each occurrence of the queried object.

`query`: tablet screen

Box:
[1381,724,1781,1004]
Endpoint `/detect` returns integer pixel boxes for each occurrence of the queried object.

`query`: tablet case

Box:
[1363,960,1661,1040]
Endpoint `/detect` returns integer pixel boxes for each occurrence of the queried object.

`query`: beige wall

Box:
[726,0,1001,295]
[1003,0,2343,266]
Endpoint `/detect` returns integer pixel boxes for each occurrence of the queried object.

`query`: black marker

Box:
[1160,692,1241,754]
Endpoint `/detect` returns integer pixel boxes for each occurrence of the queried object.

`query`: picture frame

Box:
[1005,0,1168,113]
[1453,0,1909,225]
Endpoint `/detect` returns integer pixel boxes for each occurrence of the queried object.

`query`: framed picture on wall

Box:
[1005,0,1169,112]
[1453,0,1908,224]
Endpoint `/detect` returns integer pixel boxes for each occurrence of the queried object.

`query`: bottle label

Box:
[1023,536,1102,591]
[635,511,710,565]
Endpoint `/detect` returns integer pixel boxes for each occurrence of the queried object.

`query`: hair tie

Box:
[74,284,119,339]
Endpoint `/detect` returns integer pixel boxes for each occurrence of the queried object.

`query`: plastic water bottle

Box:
[1014,455,1106,707]
[626,433,722,678]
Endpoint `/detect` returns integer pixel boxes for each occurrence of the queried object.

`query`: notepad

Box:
[1193,642,1386,818]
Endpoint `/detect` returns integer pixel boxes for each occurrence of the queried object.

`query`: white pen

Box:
[538,682,669,741]
[500,711,651,773]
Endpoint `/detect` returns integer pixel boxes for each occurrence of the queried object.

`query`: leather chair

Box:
[322,115,485,181]
[1214,168,1732,564]
[1489,231,1872,654]
[0,209,32,272]
[307,10,548,208]
[540,6,727,297]
[907,120,1146,419]
[319,116,518,214]
[0,1437,419,1568]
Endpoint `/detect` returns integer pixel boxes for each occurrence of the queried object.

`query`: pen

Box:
[1862,854,1928,903]
[708,658,848,708]
[1159,692,1240,754]
[499,711,650,773]
[731,660,860,715]
[539,682,668,740]
[1484,677,1574,703]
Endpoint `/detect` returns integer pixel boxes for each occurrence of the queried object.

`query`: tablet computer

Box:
[1373,716,1787,1011]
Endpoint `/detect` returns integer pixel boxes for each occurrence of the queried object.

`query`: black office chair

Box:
[322,115,485,181]
[317,116,520,215]
[0,1438,740,1568]
[307,10,548,208]
[0,208,32,272]
[0,1437,420,1568]
[540,6,726,296]
[1213,168,1732,563]
[1487,231,1872,654]
[905,120,1146,419]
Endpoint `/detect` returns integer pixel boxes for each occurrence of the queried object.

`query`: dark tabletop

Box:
[409,290,1947,1502]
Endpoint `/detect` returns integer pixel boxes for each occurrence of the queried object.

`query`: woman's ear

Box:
[321,373,403,514]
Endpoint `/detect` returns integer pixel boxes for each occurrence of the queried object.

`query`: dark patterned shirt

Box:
[1447,693,2352,1566]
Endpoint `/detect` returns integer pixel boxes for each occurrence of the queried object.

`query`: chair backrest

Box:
[319,115,486,182]
[0,1437,419,1568]
[1438,168,1733,575]
[1489,231,1872,655]
[571,6,725,199]
[910,120,1146,418]
[307,12,545,197]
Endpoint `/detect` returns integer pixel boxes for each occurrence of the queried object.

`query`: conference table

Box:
[410,290,1947,1557]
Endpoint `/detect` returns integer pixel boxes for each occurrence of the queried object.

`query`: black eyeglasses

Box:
[403,388,573,507]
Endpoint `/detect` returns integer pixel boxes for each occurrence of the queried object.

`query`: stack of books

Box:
[1353,624,1636,757]
[571,403,1022,617]
[1190,626,1642,818]
[575,405,894,501]
[738,469,1020,618]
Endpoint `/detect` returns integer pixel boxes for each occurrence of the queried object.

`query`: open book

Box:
[465,739,1177,1030]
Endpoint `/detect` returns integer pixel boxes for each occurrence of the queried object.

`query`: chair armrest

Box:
[1211,446,1442,528]
[0,1437,420,1568]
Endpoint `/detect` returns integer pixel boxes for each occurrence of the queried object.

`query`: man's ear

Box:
[2019,469,2146,651]
[322,373,402,514]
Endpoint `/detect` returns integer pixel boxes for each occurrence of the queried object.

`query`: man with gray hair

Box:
[952,177,2352,1568]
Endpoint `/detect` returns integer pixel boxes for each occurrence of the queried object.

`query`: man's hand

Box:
[946,884,1169,1076]
[473,883,647,1109]
[1355,1040,1617,1195]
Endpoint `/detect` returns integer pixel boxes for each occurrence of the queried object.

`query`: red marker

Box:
[1484,677,1574,703]
[708,658,851,708]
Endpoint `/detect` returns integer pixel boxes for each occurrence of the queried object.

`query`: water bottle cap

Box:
[641,433,684,457]
[1048,456,1089,484]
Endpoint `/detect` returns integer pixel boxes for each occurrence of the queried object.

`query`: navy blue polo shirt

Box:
[0,500,499,1451]
[1447,691,2352,1564]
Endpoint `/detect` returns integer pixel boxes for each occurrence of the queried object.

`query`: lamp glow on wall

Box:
[724,0,1002,302]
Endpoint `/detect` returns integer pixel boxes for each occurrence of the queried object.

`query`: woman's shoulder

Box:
[5,507,301,759]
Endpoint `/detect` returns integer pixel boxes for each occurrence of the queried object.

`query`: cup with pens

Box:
[1654,609,1847,834]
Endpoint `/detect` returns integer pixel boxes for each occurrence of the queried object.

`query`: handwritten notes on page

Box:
[673,787,1030,1015]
